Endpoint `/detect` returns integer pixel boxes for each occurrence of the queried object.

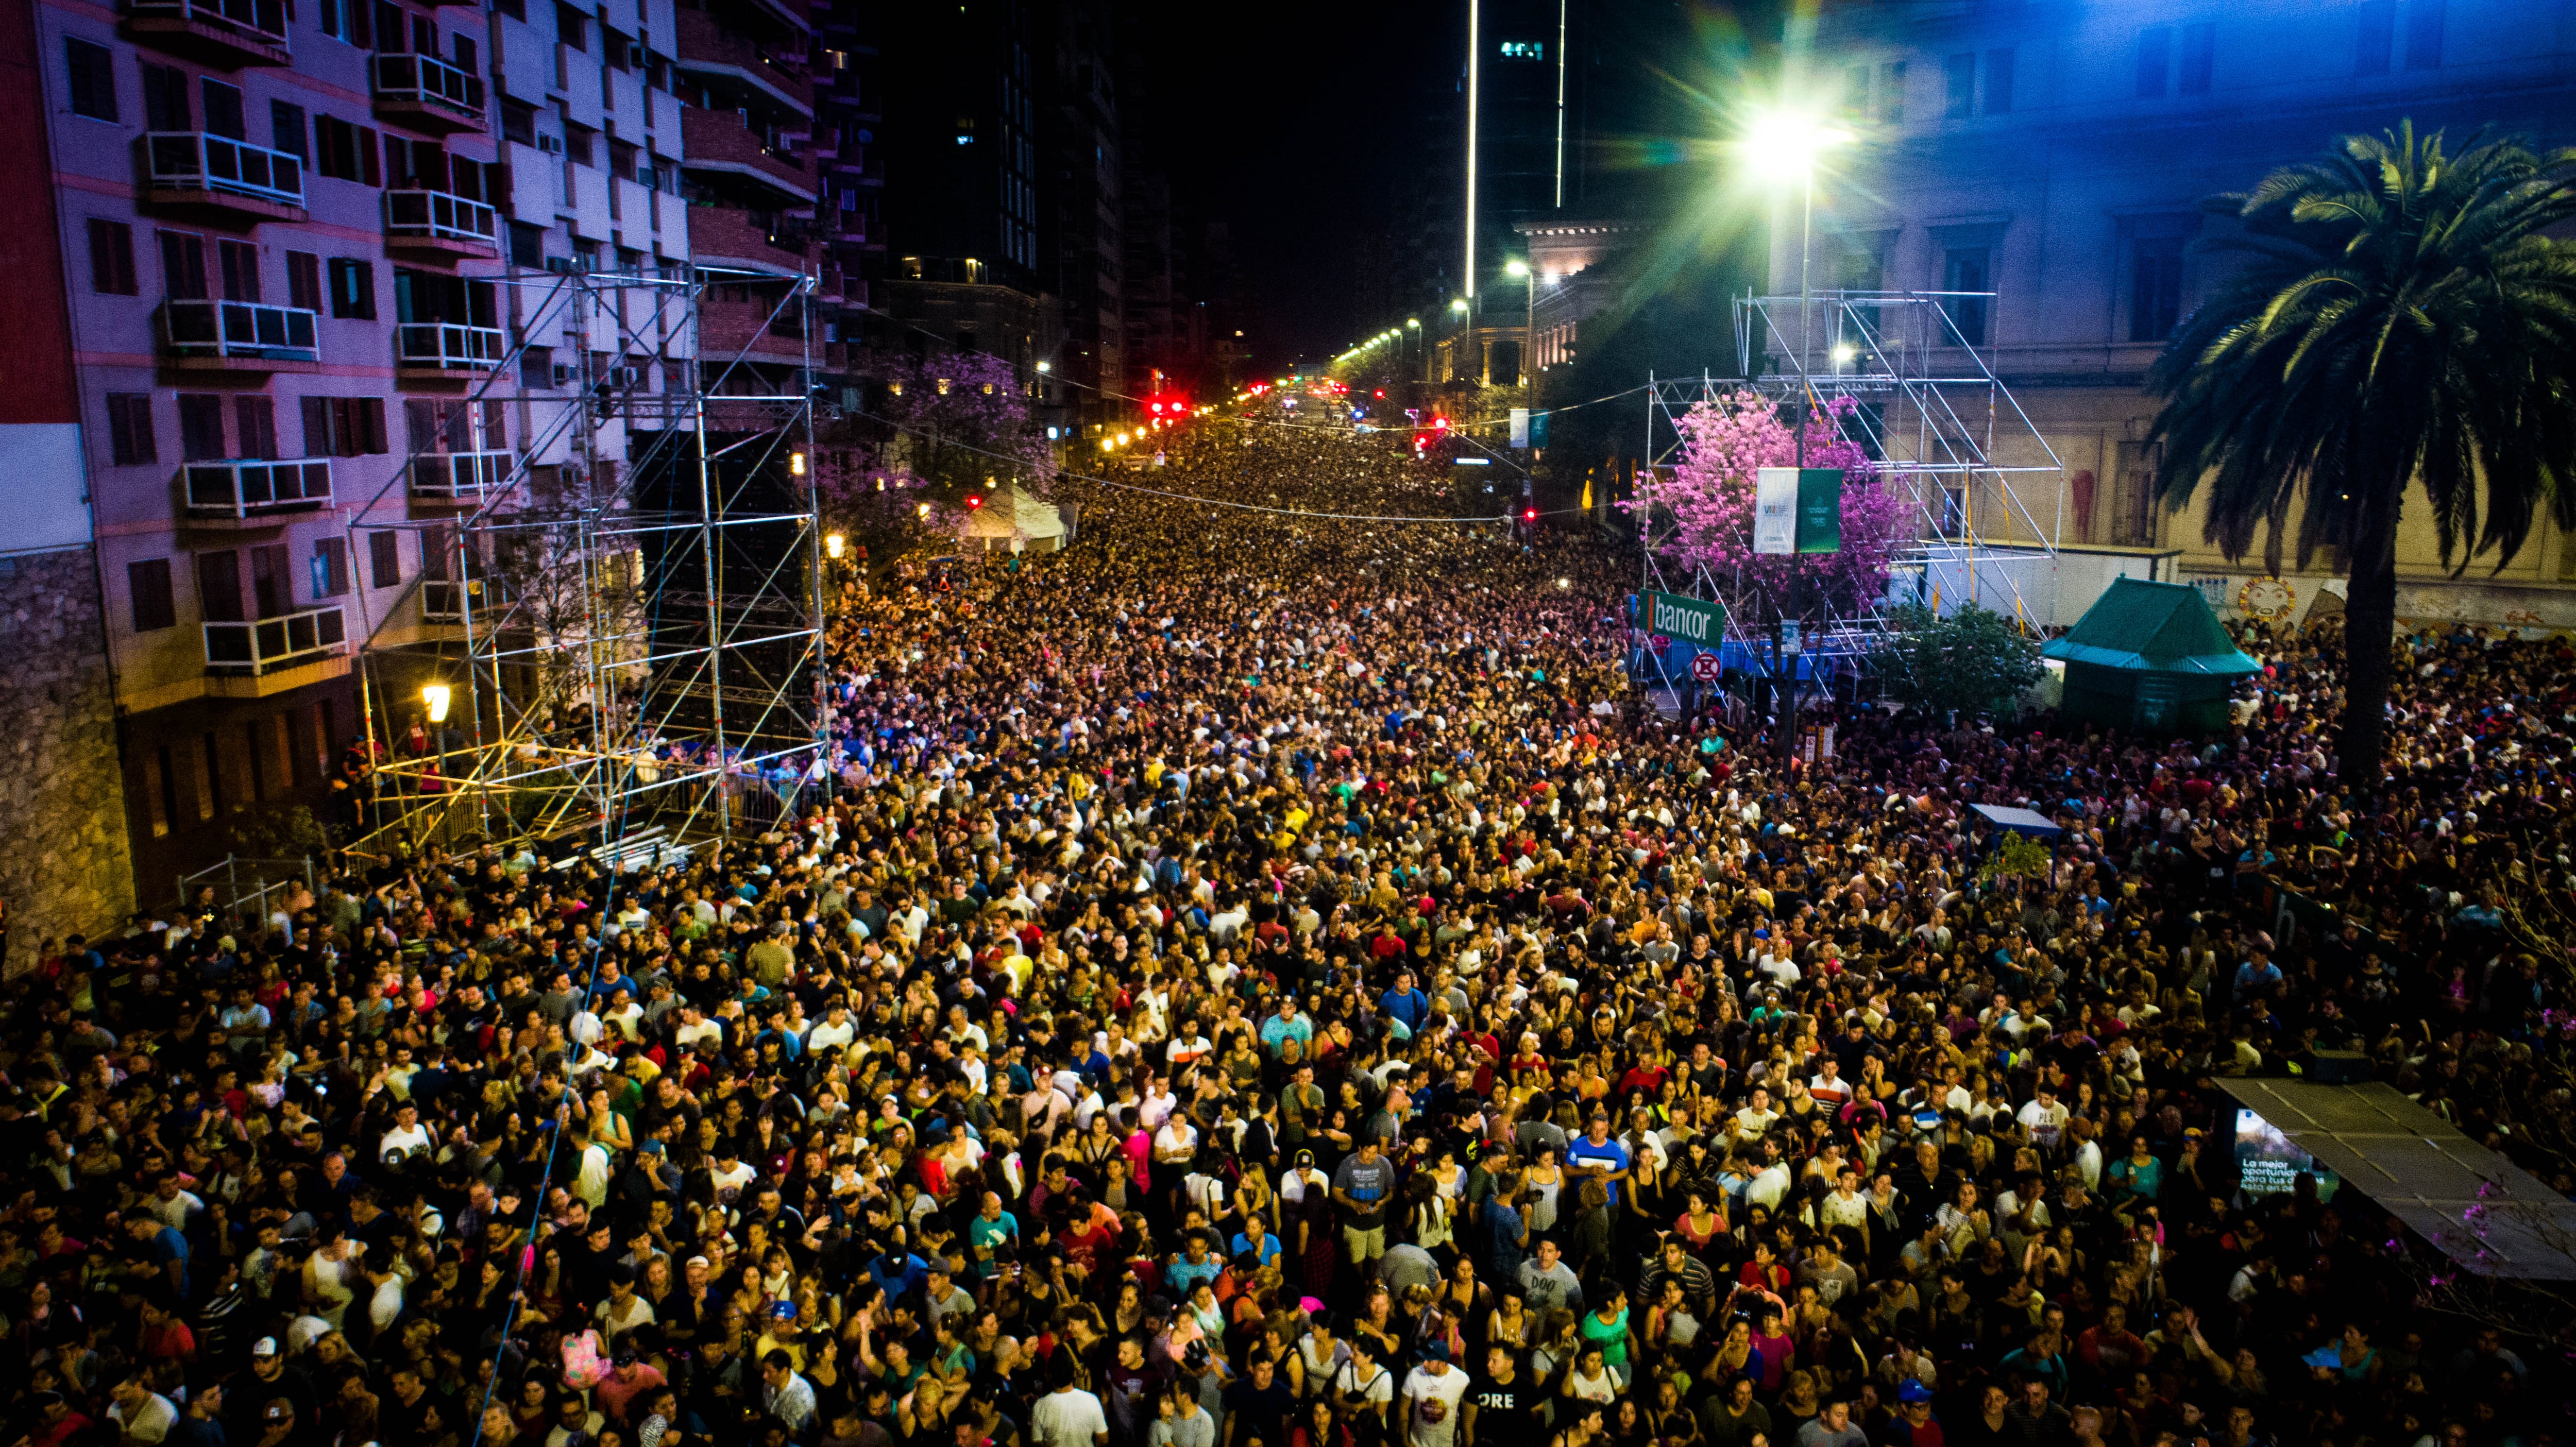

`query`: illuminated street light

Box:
[423,684,452,724]
[825,533,846,559]
[1742,108,1854,182]
[1504,259,1529,278]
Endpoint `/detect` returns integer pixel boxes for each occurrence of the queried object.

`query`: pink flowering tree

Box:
[1628,391,1914,619]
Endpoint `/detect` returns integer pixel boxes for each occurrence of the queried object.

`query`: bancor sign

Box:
[1643,590,1725,646]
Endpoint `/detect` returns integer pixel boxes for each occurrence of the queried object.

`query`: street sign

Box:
[1690,652,1722,682]
[1642,591,1725,649]
[1510,407,1531,448]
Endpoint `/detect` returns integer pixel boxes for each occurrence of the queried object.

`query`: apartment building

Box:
[673,0,817,388]
[1790,0,2576,626]
[27,0,690,896]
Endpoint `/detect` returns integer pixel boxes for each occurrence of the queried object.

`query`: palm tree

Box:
[2147,123,2576,785]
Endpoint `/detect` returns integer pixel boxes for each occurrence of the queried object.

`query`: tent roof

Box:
[1970,804,2063,838]
[961,483,1064,540]
[2041,578,2261,676]
[2217,1078,2576,1281]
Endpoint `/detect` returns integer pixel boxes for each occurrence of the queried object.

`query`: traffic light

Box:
[1522,507,1538,523]
[965,494,985,511]
[1373,389,1385,399]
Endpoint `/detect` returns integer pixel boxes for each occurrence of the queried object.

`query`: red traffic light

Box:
[1432,416,1450,431]
[1373,389,1386,399]
[965,495,984,510]
[1522,508,1538,522]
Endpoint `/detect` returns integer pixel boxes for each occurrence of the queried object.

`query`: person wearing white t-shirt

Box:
[1401,1343,1470,1447]
[1030,1377,1108,1447]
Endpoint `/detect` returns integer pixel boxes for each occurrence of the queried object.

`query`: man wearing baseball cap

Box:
[1400,1339,1468,1447]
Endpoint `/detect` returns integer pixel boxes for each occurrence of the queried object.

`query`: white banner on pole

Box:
[1754,467,1798,554]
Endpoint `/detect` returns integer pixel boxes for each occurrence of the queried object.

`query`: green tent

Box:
[2042,578,2260,733]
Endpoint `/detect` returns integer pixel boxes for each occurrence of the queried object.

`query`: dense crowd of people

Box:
[1,406,2569,1447]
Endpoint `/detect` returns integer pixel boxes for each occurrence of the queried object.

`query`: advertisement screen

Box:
[2234,1108,2341,1201]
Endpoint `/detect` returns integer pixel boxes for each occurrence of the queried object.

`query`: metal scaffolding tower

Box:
[1629,287,2064,715]
[341,269,829,866]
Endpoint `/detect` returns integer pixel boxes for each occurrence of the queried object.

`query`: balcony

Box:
[163,299,319,371]
[682,107,816,203]
[673,8,813,118]
[127,0,291,69]
[410,449,514,503]
[384,189,499,261]
[142,131,305,220]
[181,457,332,524]
[206,604,346,676]
[420,578,490,623]
[372,52,486,133]
[396,322,506,380]
[687,203,811,278]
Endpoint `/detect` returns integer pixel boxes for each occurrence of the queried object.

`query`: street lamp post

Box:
[1743,108,1854,776]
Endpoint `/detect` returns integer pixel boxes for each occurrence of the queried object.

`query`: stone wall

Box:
[0,548,134,967]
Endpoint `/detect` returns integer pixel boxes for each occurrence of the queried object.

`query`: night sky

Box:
[1124,1,1780,372]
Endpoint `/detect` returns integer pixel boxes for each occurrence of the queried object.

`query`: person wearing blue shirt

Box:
[1380,971,1430,1035]
[1165,1233,1224,1295]
[127,1214,190,1297]
[1564,1115,1633,1207]
[868,1248,928,1304]
[1231,1225,1283,1269]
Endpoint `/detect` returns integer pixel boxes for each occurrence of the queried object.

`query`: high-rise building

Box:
[673,0,818,386]
[1036,0,1123,435]
[20,0,692,900]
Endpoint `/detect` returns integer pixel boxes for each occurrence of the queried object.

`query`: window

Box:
[314,537,350,598]
[1943,53,1975,120]
[89,219,137,295]
[270,100,309,162]
[557,1,587,51]
[2178,22,2215,93]
[1985,48,2014,114]
[2130,235,2186,343]
[2406,0,2444,69]
[302,396,387,456]
[250,543,291,618]
[144,746,173,838]
[129,558,176,633]
[330,259,377,319]
[200,78,246,141]
[177,393,229,462]
[367,529,402,588]
[196,550,244,623]
[235,396,279,461]
[501,99,537,147]
[107,394,157,465]
[159,230,208,299]
[2136,26,2171,97]
[509,221,546,268]
[287,251,322,312]
[313,118,386,185]
[1877,61,1906,125]
[2357,0,2397,74]
[1942,247,1991,347]
[315,115,376,183]
[65,38,116,122]
[141,62,190,132]
[218,239,262,302]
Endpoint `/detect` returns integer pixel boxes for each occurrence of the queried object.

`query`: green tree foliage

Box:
[1880,603,2044,718]
[2146,125,2576,785]
[1977,830,2054,886]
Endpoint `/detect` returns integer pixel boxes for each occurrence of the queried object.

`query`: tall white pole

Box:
[1553,0,1566,208]
[1465,0,1479,299]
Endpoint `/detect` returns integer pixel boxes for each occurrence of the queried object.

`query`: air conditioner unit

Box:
[551,362,578,387]
[627,42,646,69]
[609,364,642,389]
[536,133,565,156]
[545,256,576,275]
[633,167,655,190]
